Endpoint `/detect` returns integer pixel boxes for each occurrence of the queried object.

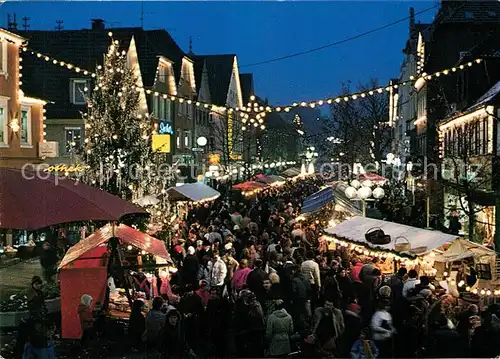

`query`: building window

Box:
[70,79,89,105]
[0,98,8,146]
[187,102,193,119]
[0,40,7,74]
[65,127,82,155]
[184,130,190,148]
[158,65,167,83]
[176,129,181,149]
[165,99,172,122]
[159,98,165,119]
[20,105,31,146]
[152,96,158,117]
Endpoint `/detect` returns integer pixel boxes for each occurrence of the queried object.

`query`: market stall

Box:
[58,223,172,339]
[166,182,221,203]
[324,216,497,297]
[281,167,301,178]
[232,181,268,196]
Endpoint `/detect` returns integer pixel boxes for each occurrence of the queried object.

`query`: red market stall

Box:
[232,181,268,191]
[359,173,387,186]
[58,223,171,339]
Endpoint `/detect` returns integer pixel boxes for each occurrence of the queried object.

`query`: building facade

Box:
[0,29,46,169]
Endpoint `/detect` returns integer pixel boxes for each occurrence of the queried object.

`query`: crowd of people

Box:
[16,177,500,358]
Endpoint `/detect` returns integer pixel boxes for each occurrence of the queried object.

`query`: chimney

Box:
[91,19,105,31]
[409,7,415,36]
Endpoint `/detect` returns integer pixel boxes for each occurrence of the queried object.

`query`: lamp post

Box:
[345,179,385,217]
[196,136,207,183]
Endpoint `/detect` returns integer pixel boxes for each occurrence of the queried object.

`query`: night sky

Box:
[1,1,436,108]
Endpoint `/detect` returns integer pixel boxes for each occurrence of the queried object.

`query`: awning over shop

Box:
[282,167,301,177]
[59,224,171,268]
[432,238,495,262]
[232,181,268,190]
[302,186,334,214]
[268,175,286,182]
[324,216,458,255]
[167,183,220,202]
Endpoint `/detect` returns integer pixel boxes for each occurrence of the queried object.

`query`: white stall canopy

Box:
[432,238,495,262]
[324,216,458,255]
[166,183,220,202]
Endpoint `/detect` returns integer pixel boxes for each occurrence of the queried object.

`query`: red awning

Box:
[232,181,268,190]
[360,173,387,183]
[253,174,275,184]
[59,224,171,268]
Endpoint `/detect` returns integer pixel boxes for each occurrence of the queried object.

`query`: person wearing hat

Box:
[27,276,47,322]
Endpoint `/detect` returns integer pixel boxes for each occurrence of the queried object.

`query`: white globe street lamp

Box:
[373,187,385,199]
[196,136,207,147]
[345,186,357,199]
[345,178,385,217]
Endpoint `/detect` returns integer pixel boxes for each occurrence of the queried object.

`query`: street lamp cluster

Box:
[345,179,385,217]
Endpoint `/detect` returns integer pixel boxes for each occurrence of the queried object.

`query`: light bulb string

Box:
[21,43,483,114]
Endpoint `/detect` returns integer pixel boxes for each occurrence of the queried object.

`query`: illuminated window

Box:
[65,127,82,155]
[20,105,31,146]
[0,98,7,146]
[0,39,6,74]
[176,129,181,149]
[184,130,191,148]
[70,79,89,105]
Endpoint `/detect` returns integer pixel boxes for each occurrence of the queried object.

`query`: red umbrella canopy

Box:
[232,181,268,190]
[0,168,147,230]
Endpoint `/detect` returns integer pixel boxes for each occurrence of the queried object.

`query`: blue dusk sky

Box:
[0,1,437,107]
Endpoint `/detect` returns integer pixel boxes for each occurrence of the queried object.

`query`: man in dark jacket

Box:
[182,247,199,287]
[246,259,267,302]
[40,242,58,282]
[428,314,462,358]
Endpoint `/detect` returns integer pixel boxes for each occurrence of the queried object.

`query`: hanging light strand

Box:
[21,42,483,114]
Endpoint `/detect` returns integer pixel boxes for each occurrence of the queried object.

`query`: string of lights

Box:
[20,38,484,115]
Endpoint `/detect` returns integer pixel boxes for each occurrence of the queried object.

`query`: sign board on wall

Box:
[38,141,58,158]
[152,134,171,153]
[158,120,174,135]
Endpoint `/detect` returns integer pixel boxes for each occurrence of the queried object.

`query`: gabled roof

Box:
[437,1,500,23]
[20,27,186,88]
[240,73,254,104]
[193,54,235,106]
[467,80,500,111]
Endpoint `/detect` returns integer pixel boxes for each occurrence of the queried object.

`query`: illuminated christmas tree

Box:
[82,38,157,200]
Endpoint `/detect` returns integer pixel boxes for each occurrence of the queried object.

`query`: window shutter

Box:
[69,80,74,104]
[1,41,6,74]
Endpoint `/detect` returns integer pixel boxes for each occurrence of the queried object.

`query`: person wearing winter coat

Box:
[232,259,252,292]
[182,247,199,287]
[312,298,345,356]
[158,309,190,358]
[209,252,227,289]
[265,300,294,357]
[143,297,166,350]
[370,299,395,358]
[350,328,378,359]
[128,300,145,350]
[196,255,212,283]
[78,294,95,347]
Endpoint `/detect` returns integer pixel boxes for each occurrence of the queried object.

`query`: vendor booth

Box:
[58,223,172,339]
[232,181,268,196]
[166,182,220,203]
[281,167,301,178]
[324,216,497,299]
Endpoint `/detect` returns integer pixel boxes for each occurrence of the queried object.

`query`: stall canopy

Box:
[59,223,171,269]
[166,183,220,202]
[254,174,275,184]
[302,186,334,214]
[282,167,301,178]
[325,216,458,255]
[359,173,387,185]
[232,181,268,190]
[268,175,286,182]
[433,238,495,262]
